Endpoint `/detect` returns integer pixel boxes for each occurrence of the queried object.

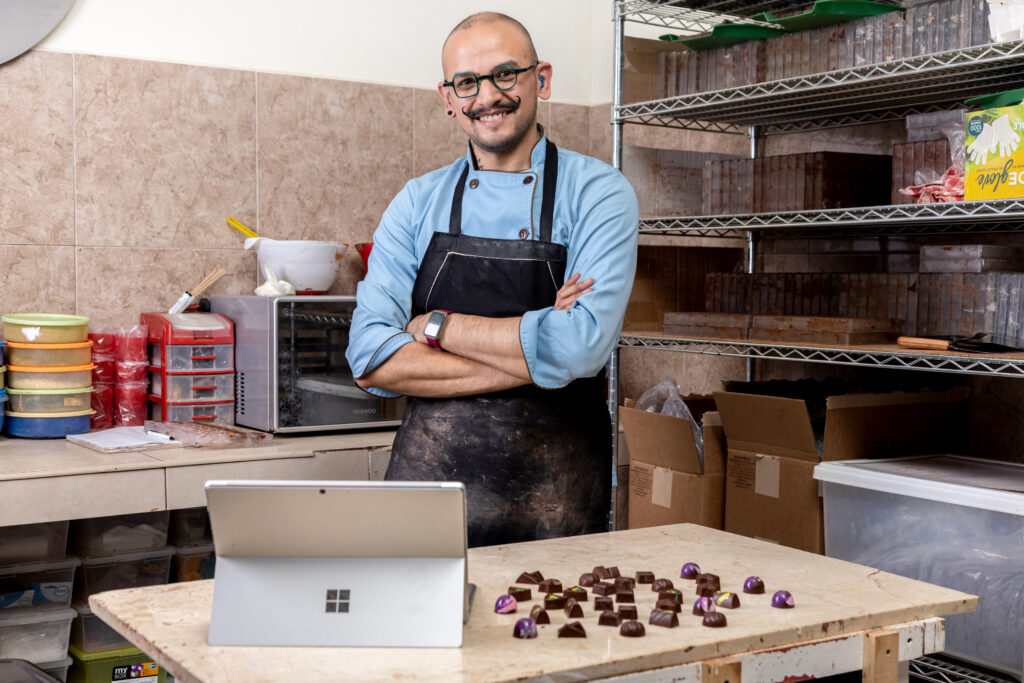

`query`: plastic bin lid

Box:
[0,556,80,576]
[0,607,75,626]
[36,656,72,669]
[5,409,94,419]
[173,543,214,557]
[4,341,93,350]
[5,387,94,396]
[79,546,175,566]
[71,599,94,618]
[4,364,95,373]
[1,314,90,327]
[67,644,145,663]
[0,659,61,683]
[814,455,1024,516]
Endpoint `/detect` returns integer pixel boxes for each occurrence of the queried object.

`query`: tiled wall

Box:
[0,50,609,327]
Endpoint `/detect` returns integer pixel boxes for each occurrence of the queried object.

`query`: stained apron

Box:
[385,139,612,548]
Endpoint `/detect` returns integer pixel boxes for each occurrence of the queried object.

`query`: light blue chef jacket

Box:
[347,132,639,398]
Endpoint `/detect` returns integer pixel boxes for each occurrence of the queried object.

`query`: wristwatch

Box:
[423,310,452,351]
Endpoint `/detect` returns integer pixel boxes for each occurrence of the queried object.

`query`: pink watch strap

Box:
[426,310,452,351]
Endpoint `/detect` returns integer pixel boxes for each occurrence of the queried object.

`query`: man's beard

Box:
[461,97,535,153]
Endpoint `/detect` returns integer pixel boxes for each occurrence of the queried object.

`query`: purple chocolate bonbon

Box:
[692,596,715,616]
[513,618,538,638]
[772,590,795,608]
[494,594,518,614]
[743,576,765,594]
[680,562,701,579]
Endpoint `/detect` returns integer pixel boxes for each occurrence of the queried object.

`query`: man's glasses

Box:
[443,62,538,98]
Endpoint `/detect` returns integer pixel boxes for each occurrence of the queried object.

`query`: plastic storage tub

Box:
[39,655,73,682]
[6,388,92,414]
[168,508,210,546]
[0,557,79,609]
[4,411,93,439]
[815,455,1024,678]
[0,607,75,663]
[69,600,130,653]
[0,365,5,389]
[148,400,233,425]
[70,512,169,556]
[67,644,166,683]
[1,315,90,345]
[0,389,6,431]
[0,521,69,565]
[73,547,173,600]
[171,544,215,582]
[149,344,232,372]
[149,371,232,402]
[5,342,94,368]
[5,366,94,391]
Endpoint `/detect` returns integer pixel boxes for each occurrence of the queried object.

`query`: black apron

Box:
[385,140,612,548]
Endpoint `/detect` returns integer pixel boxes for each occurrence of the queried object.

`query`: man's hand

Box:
[556,273,594,311]
[406,313,431,344]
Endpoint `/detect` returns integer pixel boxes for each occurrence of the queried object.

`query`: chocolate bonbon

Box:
[772,590,795,608]
[593,566,612,580]
[494,594,517,614]
[713,592,740,609]
[648,609,679,628]
[614,576,636,591]
[508,587,532,602]
[695,573,720,588]
[702,611,728,628]
[615,589,635,603]
[543,593,566,610]
[564,598,584,618]
[515,571,543,584]
[618,604,638,620]
[607,566,622,578]
[680,562,701,579]
[656,599,681,613]
[743,576,765,594]
[578,573,597,587]
[592,582,614,596]
[565,586,588,601]
[530,605,551,624]
[620,620,645,637]
[513,618,538,639]
[692,596,715,616]
[538,579,562,594]
[651,578,673,593]
[558,621,587,638]
[598,609,621,626]
[659,589,683,605]
[594,596,613,611]
[636,570,655,584]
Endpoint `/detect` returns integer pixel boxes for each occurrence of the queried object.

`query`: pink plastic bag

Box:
[114,325,148,362]
[91,383,115,430]
[115,382,149,426]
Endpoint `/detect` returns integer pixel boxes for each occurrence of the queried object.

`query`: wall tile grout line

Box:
[254,70,260,241]
[72,52,79,316]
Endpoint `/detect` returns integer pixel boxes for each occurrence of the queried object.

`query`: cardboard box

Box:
[965,105,1024,200]
[715,387,968,554]
[620,397,725,531]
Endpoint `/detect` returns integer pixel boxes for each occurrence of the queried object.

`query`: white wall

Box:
[38,0,626,105]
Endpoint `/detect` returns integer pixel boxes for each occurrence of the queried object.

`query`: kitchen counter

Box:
[91,523,976,682]
[0,431,396,526]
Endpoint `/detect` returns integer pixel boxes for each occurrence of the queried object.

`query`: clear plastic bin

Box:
[73,547,173,600]
[69,600,129,653]
[168,508,210,546]
[0,557,79,609]
[149,344,232,372]
[39,655,73,683]
[6,388,93,414]
[68,644,166,683]
[70,512,170,556]
[0,607,75,663]
[171,544,215,582]
[148,401,233,425]
[815,455,1024,679]
[0,522,69,564]
[149,372,233,402]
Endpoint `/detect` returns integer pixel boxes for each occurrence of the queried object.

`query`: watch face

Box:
[424,311,445,338]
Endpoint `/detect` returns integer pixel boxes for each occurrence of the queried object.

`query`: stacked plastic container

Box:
[1,314,94,438]
[140,313,235,425]
[67,512,172,683]
[169,508,215,582]
[114,326,148,427]
[86,330,114,430]
[0,340,7,432]
[0,520,78,680]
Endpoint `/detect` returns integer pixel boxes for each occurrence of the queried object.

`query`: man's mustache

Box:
[462,97,521,119]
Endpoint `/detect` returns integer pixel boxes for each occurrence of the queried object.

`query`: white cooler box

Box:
[814,455,1024,678]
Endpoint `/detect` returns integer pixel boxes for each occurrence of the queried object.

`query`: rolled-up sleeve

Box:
[519,167,639,389]
[346,183,421,398]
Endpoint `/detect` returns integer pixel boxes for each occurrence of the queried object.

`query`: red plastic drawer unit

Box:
[147,399,234,425]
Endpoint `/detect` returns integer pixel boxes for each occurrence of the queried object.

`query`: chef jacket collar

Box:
[466,124,547,172]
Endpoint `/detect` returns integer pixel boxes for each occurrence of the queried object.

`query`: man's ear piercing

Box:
[539,76,545,86]
[447,110,455,117]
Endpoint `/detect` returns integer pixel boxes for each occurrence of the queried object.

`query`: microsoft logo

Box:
[325,589,350,613]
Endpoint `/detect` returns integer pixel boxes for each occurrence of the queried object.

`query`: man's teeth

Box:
[478,112,507,121]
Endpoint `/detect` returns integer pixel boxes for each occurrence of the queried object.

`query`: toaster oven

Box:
[210,294,404,432]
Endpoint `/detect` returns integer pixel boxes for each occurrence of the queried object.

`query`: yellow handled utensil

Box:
[227,217,258,239]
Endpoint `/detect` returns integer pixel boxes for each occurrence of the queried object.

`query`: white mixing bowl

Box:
[245,238,346,293]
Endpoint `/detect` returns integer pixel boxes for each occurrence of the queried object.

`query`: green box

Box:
[68,644,167,683]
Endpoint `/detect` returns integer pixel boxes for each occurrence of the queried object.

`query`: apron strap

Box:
[448,139,559,240]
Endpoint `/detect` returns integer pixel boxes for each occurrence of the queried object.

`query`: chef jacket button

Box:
[518,228,529,239]
[523,175,534,185]
[468,179,479,189]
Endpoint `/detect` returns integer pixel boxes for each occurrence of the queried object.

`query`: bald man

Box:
[348,12,639,547]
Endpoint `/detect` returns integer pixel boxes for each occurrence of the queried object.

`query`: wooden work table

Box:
[91,524,976,682]
[0,431,396,526]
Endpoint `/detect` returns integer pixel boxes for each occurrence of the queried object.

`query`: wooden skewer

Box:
[191,268,225,297]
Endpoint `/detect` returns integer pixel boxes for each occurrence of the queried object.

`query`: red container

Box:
[356,242,373,273]
[91,383,114,430]
[115,382,148,426]
[115,325,148,362]
[92,358,115,384]
[88,328,116,357]
[115,361,148,383]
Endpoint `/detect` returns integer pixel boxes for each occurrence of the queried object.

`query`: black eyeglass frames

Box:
[443,62,539,98]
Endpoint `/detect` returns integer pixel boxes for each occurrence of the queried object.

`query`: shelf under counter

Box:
[619,330,1024,377]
